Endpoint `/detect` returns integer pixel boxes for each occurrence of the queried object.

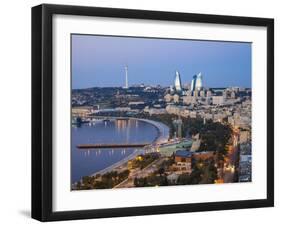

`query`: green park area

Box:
[159,140,193,157]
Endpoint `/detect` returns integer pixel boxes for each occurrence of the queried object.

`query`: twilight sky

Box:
[72,34,251,89]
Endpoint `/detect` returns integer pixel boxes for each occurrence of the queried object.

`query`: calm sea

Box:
[71,119,158,183]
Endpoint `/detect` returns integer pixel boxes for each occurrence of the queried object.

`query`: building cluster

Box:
[151,71,251,129]
[73,70,251,132]
[164,98,251,128]
[133,71,251,134]
[72,68,252,185]
[170,150,192,174]
[165,70,247,106]
[156,70,251,182]
[227,99,251,130]
[165,149,216,183]
[239,142,252,182]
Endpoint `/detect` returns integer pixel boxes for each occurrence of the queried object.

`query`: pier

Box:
[75,117,170,150]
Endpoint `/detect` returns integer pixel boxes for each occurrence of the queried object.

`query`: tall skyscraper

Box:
[195,72,203,90]
[124,65,128,89]
[174,70,182,93]
[191,75,197,91]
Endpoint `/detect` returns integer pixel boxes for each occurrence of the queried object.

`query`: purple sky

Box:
[72,34,251,89]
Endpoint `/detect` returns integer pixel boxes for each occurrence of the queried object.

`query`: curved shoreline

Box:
[90,149,143,177]
[135,118,170,145]
[74,117,170,184]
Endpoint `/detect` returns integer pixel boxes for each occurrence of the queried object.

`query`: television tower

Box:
[125,65,128,89]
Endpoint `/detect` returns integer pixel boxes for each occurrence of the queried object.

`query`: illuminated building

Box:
[195,72,203,90]
[174,70,183,93]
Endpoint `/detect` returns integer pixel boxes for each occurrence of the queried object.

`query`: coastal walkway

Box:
[90,149,143,177]
[77,117,170,149]
[136,118,170,145]
[88,117,170,177]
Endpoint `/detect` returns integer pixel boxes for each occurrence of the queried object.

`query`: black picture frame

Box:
[32,4,274,222]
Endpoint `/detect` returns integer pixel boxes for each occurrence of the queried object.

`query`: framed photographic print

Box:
[32,4,274,221]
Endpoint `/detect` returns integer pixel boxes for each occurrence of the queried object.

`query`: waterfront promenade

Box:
[86,116,170,144]
[136,118,170,145]
[80,117,170,179]
[90,149,142,177]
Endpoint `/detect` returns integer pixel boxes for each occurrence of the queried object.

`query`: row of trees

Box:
[75,153,160,190]
[134,155,174,187]
[130,153,159,170]
[184,117,232,163]
[136,113,232,148]
[136,113,199,138]
[134,158,218,187]
[134,175,168,187]
[76,169,130,190]
[150,114,210,139]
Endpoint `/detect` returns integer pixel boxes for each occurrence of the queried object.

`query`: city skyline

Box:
[71,34,252,189]
[72,34,252,89]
